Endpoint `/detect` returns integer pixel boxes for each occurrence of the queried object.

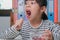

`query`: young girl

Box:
[0,0,60,40]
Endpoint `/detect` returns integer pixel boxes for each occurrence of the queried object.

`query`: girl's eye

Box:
[25,2,27,5]
[31,2,34,4]
[31,2,35,4]
[25,1,36,5]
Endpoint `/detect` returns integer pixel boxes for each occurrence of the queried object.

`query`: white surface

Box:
[0,17,10,34]
[0,0,12,9]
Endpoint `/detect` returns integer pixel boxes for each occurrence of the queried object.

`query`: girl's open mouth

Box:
[26,10,31,17]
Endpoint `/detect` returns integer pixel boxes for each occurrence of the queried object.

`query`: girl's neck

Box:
[29,19,42,28]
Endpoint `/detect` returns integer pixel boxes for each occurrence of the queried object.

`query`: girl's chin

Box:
[26,15,31,19]
[28,18,34,21]
[26,15,34,21]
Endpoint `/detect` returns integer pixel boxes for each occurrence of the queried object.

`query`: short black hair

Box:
[25,0,48,20]
[36,0,47,7]
[36,0,48,20]
[25,0,47,7]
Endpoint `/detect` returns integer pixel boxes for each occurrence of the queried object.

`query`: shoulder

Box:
[43,20,60,26]
[43,20,60,31]
[43,20,55,26]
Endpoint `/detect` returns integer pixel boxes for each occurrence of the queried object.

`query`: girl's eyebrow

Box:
[25,0,35,1]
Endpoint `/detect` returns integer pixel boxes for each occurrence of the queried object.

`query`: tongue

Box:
[27,11,31,16]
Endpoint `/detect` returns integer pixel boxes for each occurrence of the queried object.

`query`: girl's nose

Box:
[26,5,30,7]
[25,3,31,8]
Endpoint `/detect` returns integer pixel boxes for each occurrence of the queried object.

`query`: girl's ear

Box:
[40,6,46,13]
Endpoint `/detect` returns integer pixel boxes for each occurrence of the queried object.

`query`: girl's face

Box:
[25,0,44,21]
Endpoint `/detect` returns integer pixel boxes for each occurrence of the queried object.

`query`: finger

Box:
[15,18,24,30]
[42,32,53,40]
[40,36,46,40]
[18,18,24,29]
[42,32,52,38]
[15,18,23,26]
[19,18,24,26]
[16,25,21,30]
[41,36,52,40]
[44,30,52,36]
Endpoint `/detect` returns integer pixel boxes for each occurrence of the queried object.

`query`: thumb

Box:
[14,18,24,28]
[15,18,24,30]
[18,18,24,26]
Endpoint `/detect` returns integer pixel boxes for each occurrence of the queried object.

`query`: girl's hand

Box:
[40,30,53,40]
[13,18,23,31]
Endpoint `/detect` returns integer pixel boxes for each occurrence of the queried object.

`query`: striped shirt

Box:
[20,20,60,40]
[0,20,60,40]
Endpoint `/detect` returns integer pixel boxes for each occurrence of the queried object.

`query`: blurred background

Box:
[0,0,60,34]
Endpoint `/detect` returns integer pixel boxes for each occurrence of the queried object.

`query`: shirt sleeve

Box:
[0,25,21,39]
[52,24,60,40]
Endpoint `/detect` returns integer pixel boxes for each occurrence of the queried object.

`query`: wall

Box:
[0,17,10,34]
